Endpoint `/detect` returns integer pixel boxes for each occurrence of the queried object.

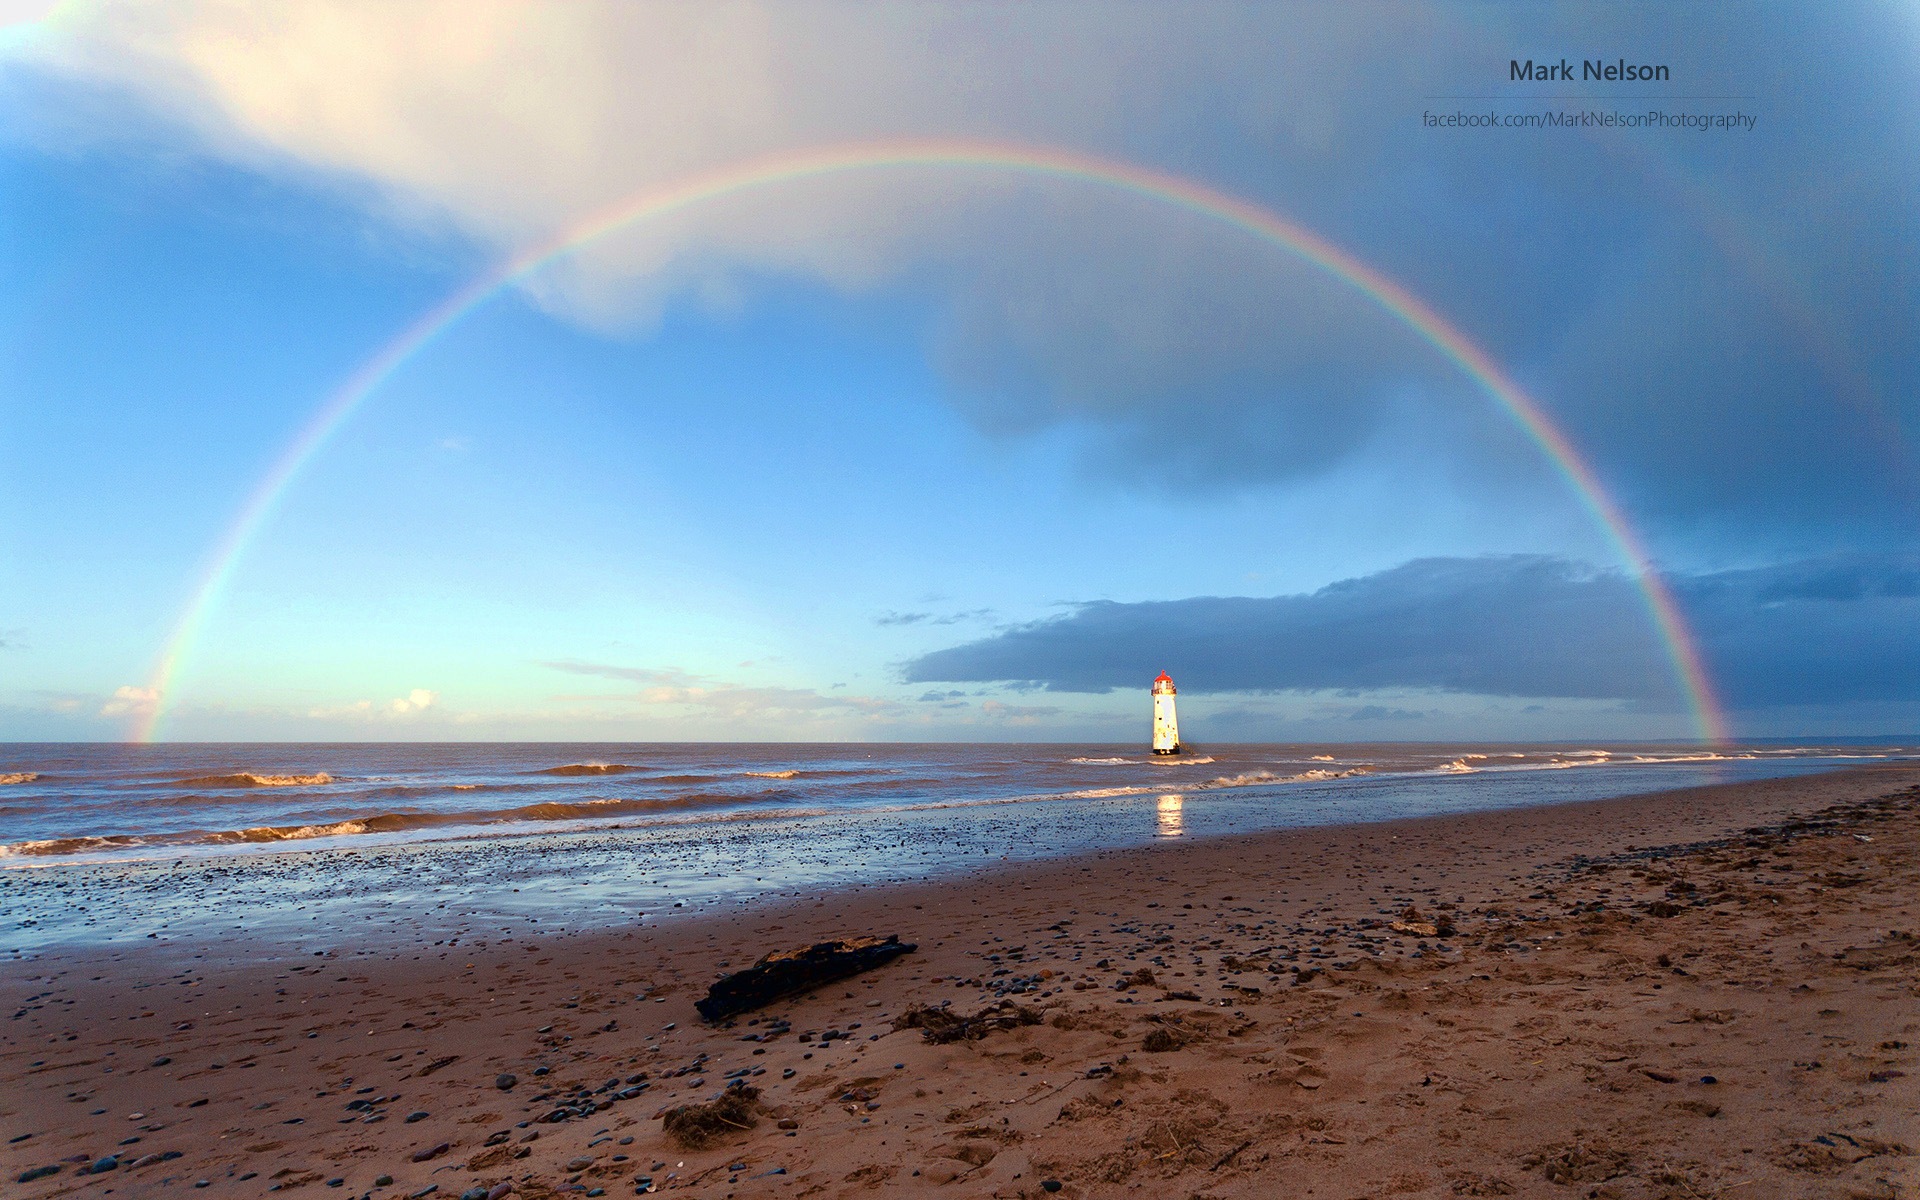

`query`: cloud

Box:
[308,687,440,720]
[980,699,1062,722]
[389,688,437,713]
[903,553,1920,713]
[1347,705,1429,722]
[99,684,159,717]
[875,609,992,627]
[17,4,1914,540]
[542,660,907,721]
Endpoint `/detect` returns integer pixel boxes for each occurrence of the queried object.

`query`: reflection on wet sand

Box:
[1156,793,1184,837]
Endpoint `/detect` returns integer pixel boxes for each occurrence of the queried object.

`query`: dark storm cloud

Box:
[38,4,1918,545]
[903,554,1920,712]
[922,7,1920,541]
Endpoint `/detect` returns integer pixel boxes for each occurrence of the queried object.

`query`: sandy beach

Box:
[5,763,1917,1200]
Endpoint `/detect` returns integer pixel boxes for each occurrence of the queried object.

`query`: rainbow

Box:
[130,137,1730,742]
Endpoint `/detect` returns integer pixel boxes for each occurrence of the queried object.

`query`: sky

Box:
[1,1,1916,743]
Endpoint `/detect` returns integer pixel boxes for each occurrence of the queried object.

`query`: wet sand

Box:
[4,764,1917,1199]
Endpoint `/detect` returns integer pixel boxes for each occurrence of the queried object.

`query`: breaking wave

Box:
[0,772,39,785]
[0,791,783,858]
[742,768,881,779]
[537,763,648,776]
[1068,757,1131,765]
[1190,767,1364,791]
[171,772,334,788]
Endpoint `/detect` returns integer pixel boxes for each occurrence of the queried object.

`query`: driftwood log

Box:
[695,935,917,1021]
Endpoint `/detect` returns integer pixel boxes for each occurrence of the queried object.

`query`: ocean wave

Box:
[1068,757,1131,765]
[1436,759,1479,773]
[0,771,40,785]
[0,791,779,858]
[355,781,538,801]
[0,834,152,857]
[1054,785,1165,800]
[1148,755,1216,765]
[537,762,649,776]
[171,772,335,788]
[1621,752,1758,764]
[1190,767,1362,791]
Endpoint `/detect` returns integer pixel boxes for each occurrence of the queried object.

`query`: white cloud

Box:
[99,684,159,716]
[390,687,437,714]
[307,687,439,720]
[979,699,1062,724]
[12,2,1421,342]
[543,661,906,722]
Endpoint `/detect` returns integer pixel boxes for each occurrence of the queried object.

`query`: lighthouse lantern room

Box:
[1151,671,1181,755]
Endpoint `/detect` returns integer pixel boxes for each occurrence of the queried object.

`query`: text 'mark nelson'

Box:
[1511,59,1670,82]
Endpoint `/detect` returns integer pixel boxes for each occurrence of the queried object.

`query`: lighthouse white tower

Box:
[1151,671,1181,755]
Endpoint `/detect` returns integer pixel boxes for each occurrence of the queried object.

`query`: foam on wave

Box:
[171,772,334,788]
[0,772,39,785]
[0,790,786,857]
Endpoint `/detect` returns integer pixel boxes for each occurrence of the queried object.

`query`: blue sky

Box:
[1,3,1915,742]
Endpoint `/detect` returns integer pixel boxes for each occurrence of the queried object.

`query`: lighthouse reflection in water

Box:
[1156,794,1185,838]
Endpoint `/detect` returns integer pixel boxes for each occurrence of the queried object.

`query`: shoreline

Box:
[1,754,1882,954]
[6,763,1918,1198]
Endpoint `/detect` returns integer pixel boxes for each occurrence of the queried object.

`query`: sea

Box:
[0,742,1909,951]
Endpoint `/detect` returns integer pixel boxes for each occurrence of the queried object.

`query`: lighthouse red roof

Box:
[1154,671,1172,682]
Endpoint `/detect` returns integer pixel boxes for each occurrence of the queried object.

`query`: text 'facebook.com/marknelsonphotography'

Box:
[1423,109,1758,132]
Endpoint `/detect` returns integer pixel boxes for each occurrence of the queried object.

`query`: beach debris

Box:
[659,1083,764,1147]
[894,999,1042,1044]
[1522,1141,1632,1184]
[1389,905,1453,938]
[695,935,916,1021]
[1142,1028,1182,1052]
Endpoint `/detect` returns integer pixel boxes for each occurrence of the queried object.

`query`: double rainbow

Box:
[131,138,1729,742]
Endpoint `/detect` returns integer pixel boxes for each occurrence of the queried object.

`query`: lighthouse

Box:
[1151,671,1181,755]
